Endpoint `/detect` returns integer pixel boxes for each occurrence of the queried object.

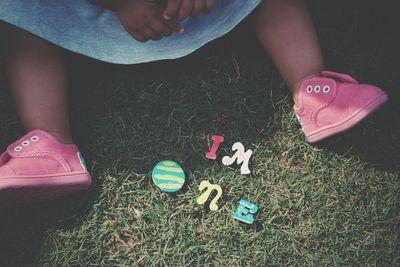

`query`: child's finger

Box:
[164,0,182,20]
[141,28,157,41]
[133,32,148,43]
[146,27,165,41]
[191,0,206,17]
[150,20,172,37]
[205,0,213,12]
[124,28,148,42]
[164,19,184,34]
[150,34,163,41]
[178,0,194,20]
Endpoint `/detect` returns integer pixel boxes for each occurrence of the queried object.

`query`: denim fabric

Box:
[0,0,262,64]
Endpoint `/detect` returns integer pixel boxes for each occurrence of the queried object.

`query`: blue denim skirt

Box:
[0,0,261,64]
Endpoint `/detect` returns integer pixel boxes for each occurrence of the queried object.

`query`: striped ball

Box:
[151,160,186,193]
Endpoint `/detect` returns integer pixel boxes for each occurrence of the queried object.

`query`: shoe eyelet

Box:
[14,146,22,152]
[323,85,330,93]
[22,141,30,146]
[314,85,321,93]
[306,85,313,93]
[31,136,39,142]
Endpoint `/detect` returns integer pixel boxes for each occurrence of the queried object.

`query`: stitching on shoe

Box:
[11,153,71,173]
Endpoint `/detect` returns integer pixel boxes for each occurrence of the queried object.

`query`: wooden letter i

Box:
[205,135,224,160]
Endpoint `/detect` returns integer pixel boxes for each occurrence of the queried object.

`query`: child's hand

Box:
[164,0,214,21]
[116,0,183,42]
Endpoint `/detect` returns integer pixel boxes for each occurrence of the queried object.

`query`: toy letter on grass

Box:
[222,142,253,175]
[205,135,224,160]
[232,199,258,224]
[196,180,223,211]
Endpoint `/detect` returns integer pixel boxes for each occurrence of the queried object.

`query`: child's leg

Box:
[3,24,72,144]
[0,25,91,207]
[253,0,324,104]
[252,0,387,143]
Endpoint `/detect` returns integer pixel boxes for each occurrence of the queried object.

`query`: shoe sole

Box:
[0,172,92,208]
[306,93,388,143]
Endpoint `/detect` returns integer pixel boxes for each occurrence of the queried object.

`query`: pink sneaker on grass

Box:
[0,130,92,208]
[294,71,388,143]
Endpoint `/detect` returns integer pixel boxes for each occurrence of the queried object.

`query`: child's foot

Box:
[294,71,388,143]
[0,130,92,208]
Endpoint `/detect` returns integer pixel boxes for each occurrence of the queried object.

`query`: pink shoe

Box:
[294,71,388,143]
[0,130,92,208]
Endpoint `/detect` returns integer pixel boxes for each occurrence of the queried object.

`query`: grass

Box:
[0,1,399,266]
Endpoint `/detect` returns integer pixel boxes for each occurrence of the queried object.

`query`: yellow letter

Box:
[196,180,223,211]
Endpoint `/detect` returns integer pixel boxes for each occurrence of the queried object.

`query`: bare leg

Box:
[3,24,72,143]
[253,0,324,104]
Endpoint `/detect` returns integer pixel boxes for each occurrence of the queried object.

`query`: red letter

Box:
[205,135,224,159]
